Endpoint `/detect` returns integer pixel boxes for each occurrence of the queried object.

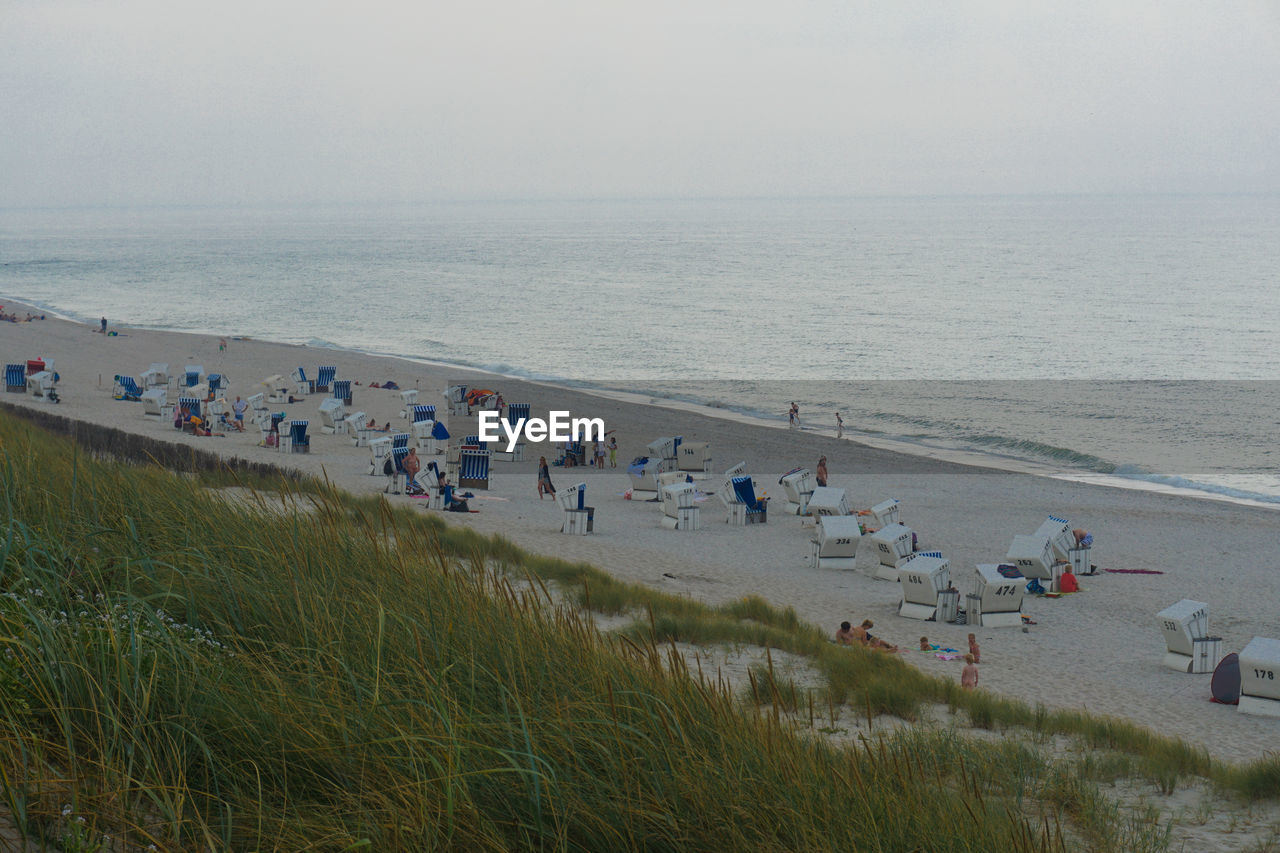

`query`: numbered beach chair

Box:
[811,515,860,569]
[868,498,900,529]
[897,552,952,621]
[726,475,768,526]
[778,468,815,516]
[558,483,595,534]
[140,363,169,389]
[676,441,712,478]
[1005,534,1056,582]
[6,364,27,393]
[966,564,1027,628]
[1035,516,1075,560]
[176,396,203,425]
[315,366,336,393]
[646,436,683,469]
[368,435,394,474]
[806,487,850,518]
[459,448,491,490]
[183,365,205,388]
[261,374,289,403]
[445,383,468,416]
[660,482,700,530]
[113,375,142,400]
[1237,638,1280,718]
[245,392,268,423]
[1156,599,1223,673]
[867,522,914,581]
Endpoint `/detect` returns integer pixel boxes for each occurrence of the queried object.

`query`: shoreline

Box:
[6,292,1277,512]
[3,303,1279,765]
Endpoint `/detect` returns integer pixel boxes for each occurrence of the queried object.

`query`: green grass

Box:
[0,406,1270,851]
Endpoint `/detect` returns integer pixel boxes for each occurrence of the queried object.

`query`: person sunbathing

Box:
[857,620,897,651]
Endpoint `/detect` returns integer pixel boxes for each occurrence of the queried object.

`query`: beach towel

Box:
[1103,568,1165,575]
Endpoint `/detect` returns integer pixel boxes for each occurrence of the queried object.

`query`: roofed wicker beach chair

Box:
[1237,638,1280,718]
[318,398,346,434]
[140,363,169,389]
[398,388,418,416]
[659,482,700,530]
[292,367,313,396]
[897,551,952,621]
[112,374,143,401]
[966,564,1027,628]
[459,448,491,490]
[806,486,850,519]
[1157,599,1223,673]
[4,364,25,393]
[287,419,310,453]
[868,522,915,581]
[557,482,595,534]
[811,515,860,569]
[207,372,228,398]
[778,467,815,516]
[140,387,167,416]
[315,365,336,393]
[183,365,205,388]
[676,440,712,478]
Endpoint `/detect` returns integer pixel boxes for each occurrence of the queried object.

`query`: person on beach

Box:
[232,396,248,426]
[857,619,897,651]
[402,447,421,490]
[1057,565,1080,593]
[100,316,107,334]
[836,621,858,645]
[788,402,800,429]
[919,636,931,651]
[836,411,844,438]
[595,440,606,469]
[961,654,979,689]
[815,456,828,488]
[537,456,556,499]
[219,338,227,352]
[968,633,980,663]
[608,436,618,468]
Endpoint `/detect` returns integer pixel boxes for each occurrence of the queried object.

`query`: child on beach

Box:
[816,456,828,488]
[919,636,931,651]
[961,654,979,689]
[608,436,617,467]
[968,633,980,664]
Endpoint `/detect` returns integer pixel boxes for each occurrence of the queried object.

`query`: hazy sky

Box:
[3,1,1278,206]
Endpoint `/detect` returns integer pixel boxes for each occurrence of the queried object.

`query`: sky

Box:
[3,1,1279,207]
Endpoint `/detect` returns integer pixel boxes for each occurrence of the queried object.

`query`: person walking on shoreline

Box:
[100,316,107,334]
[788,402,800,429]
[835,411,844,439]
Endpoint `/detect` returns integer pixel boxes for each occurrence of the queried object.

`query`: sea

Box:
[2,195,1278,505]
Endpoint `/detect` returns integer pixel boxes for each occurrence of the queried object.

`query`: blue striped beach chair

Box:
[391,432,410,451]
[6,364,27,393]
[293,367,313,395]
[332,379,352,405]
[184,365,204,388]
[386,445,410,493]
[410,404,436,424]
[113,375,142,400]
[289,419,310,453]
[315,366,336,393]
[557,482,595,534]
[207,373,227,397]
[504,403,531,427]
[463,434,494,452]
[732,476,768,524]
[459,449,491,490]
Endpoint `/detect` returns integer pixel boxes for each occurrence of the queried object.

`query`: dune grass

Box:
[0,408,1270,850]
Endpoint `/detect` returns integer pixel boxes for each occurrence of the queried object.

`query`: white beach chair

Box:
[557,483,595,535]
[1035,515,1075,560]
[1237,637,1280,718]
[368,435,394,475]
[810,515,861,569]
[868,498,901,529]
[318,398,346,434]
[627,456,670,501]
[261,374,288,403]
[659,482,700,530]
[140,388,167,416]
[26,371,57,402]
[966,564,1027,628]
[345,412,374,446]
[398,388,419,417]
[245,392,268,423]
[646,436,683,470]
[1005,534,1056,582]
[140,363,169,389]
[445,383,468,417]
[676,441,712,478]
[778,468,815,516]
[292,367,313,396]
[898,552,952,621]
[866,522,914,581]
[806,487,850,518]
[1156,599,1223,673]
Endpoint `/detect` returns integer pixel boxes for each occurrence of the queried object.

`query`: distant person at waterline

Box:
[835,411,843,439]
[788,401,800,429]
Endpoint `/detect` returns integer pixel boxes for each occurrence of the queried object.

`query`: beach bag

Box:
[383,456,394,476]
[447,499,469,512]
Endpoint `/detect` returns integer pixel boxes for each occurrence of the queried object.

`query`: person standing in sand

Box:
[100,316,107,334]
[788,402,800,429]
[403,447,421,490]
[608,436,618,468]
[835,411,844,438]
[968,633,981,663]
[961,654,979,689]
[537,456,556,499]
[815,456,828,488]
[232,396,248,426]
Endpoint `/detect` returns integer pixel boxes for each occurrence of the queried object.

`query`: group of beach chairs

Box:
[5,357,59,403]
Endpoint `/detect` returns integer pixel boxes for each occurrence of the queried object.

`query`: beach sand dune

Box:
[3,307,1277,765]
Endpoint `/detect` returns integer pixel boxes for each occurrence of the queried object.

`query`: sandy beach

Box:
[4,305,1277,766]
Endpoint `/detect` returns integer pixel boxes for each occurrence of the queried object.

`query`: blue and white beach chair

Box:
[505,403,531,426]
[177,396,202,422]
[315,366,336,393]
[207,373,228,397]
[730,475,768,525]
[332,379,352,406]
[288,419,310,453]
[293,367,313,395]
[6,364,27,393]
[557,483,595,534]
[386,446,411,493]
[184,365,204,388]
[113,375,143,400]
[459,448,491,490]
[410,404,436,424]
